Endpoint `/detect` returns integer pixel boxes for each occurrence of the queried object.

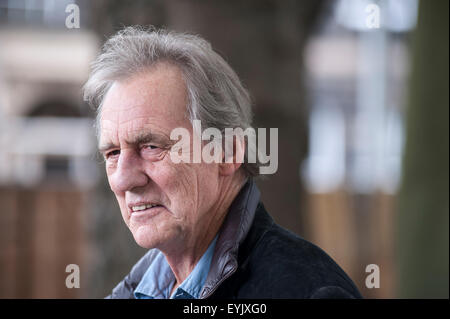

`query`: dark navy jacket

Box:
[107,180,362,299]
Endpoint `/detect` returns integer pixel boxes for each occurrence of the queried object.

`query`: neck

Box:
[164,174,247,291]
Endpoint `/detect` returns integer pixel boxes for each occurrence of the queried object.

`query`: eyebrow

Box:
[98,131,171,153]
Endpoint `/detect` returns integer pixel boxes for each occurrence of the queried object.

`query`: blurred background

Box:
[0,0,447,299]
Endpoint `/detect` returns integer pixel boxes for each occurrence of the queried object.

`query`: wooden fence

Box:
[0,187,87,298]
[305,190,396,298]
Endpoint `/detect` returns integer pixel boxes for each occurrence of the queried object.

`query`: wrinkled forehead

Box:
[98,64,192,138]
[100,63,189,116]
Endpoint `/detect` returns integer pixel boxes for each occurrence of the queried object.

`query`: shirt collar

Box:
[134,235,218,299]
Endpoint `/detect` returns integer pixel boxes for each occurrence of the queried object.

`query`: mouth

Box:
[128,202,165,220]
[130,203,163,212]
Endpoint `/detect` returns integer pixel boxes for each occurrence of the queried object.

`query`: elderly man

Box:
[83,26,362,299]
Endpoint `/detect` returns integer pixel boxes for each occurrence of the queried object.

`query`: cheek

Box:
[117,197,129,223]
[170,163,219,213]
[153,162,197,207]
[147,160,205,210]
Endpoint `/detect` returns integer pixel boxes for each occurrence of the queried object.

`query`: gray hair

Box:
[83,26,259,176]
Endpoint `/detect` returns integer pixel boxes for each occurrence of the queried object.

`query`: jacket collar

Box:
[199,179,260,298]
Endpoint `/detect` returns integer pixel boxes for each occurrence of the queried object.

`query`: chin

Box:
[132,226,159,249]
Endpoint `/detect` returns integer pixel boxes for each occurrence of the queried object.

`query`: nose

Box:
[108,149,149,193]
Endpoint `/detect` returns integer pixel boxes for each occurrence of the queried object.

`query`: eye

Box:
[144,144,160,150]
[105,149,120,159]
[141,144,163,159]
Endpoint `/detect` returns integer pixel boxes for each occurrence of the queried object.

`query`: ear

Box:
[219,134,245,176]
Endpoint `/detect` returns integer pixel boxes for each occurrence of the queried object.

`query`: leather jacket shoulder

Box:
[209,202,362,299]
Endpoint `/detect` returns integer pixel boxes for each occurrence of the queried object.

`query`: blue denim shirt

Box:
[134,235,218,299]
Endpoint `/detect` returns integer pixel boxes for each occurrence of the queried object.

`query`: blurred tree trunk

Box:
[396,0,449,298]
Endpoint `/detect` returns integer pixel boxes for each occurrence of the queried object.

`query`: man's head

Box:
[83,26,256,250]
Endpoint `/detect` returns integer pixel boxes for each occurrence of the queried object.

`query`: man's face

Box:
[99,63,221,250]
